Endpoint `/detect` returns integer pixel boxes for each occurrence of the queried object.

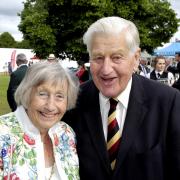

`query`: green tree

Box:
[0,32,31,49]
[16,39,32,49]
[0,32,16,48]
[109,0,179,53]
[19,0,179,60]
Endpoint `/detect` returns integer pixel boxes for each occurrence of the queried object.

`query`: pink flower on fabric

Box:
[4,173,20,180]
[23,134,35,145]
[0,159,3,170]
[53,133,59,146]
[7,144,15,154]
[69,139,76,148]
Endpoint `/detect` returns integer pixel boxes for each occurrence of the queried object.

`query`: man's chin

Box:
[101,90,119,98]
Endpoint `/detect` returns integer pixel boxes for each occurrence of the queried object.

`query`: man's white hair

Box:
[83,16,140,55]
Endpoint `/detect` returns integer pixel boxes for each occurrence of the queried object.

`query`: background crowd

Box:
[137,52,180,90]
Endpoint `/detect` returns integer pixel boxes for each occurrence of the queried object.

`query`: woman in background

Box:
[150,56,175,86]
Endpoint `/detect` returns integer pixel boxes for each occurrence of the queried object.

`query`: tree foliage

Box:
[0,32,16,48]
[19,0,179,60]
[0,32,32,49]
[16,39,32,49]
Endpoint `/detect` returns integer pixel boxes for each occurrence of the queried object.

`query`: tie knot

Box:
[109,98,118,110]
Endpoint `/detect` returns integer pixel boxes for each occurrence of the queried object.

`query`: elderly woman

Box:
[0,62,79,180]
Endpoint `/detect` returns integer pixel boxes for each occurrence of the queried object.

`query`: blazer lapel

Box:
[114,75,149,174]
[83,82,111,173]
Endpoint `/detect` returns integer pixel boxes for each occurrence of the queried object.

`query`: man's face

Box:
[89,32,140,98]
[140,59,147,65]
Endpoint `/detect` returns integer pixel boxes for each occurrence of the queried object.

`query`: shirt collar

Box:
[99,77,132,109]
[15,106,40,138]
[155,70,163,75]
[18,64,28,68]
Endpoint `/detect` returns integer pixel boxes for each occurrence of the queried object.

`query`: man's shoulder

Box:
[18,65,28,70]
[77,80,99,105]
[133,74,176,96]
[80,80,99,96]
[80,80,95,90]
[11,69,21,77]
[14,65,28,74]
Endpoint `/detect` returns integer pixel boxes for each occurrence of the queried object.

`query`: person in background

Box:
[28,61,33,66]
[166,58,175,74]
[47,53,58,63]
[7,62,12,75]
[150,56,175,86]
[174,51,180,75]
[75,62,89,84]
[0,62,79,179]
[138,58,150,78]
[7,53,28,112]
[63,16,180,180]
[172,51,180,90]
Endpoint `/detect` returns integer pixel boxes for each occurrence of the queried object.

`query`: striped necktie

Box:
[107,98,121,170]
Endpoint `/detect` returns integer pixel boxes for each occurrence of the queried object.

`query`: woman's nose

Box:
[45,96,56,111]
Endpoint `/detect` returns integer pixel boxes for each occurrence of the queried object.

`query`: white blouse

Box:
[45,163,61,180]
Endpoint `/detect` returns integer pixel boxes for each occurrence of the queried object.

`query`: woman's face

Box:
[27,80,68,134]
[155,58,166,72]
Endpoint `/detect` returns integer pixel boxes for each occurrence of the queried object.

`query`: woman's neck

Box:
[41,132,50,143]
[41,133,55,167]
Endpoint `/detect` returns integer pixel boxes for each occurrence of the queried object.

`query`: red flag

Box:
[11,50,16,69]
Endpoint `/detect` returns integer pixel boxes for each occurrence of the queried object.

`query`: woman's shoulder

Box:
[51,121,76,136]
[0,112,22,135]
[0,112,15,127]
[49,121,77,149]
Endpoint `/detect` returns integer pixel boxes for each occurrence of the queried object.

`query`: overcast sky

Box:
[0,0,180,44]
[0,0,24,41]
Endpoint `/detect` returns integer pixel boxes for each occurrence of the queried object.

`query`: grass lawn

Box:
[0,74,11,115]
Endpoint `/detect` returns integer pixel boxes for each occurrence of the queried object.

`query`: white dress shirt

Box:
[155,70,175,86]
[99,78,132,141]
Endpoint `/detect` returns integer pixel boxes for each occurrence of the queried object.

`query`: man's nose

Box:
[101,58,112,74]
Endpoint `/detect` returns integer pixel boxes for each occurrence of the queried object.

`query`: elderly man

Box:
[63,16,180,180]
[7,53,28,111]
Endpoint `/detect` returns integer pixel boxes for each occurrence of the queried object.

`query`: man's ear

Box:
[133,48,141,72]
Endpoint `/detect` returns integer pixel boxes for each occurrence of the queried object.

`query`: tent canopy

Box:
[141,50,152,59]
[154,42,180,56]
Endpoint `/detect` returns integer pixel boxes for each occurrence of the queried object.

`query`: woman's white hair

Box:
[15,61,79,110]
[83,16,140,55]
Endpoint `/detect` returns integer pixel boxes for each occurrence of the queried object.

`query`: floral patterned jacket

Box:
[0,106,79,180]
